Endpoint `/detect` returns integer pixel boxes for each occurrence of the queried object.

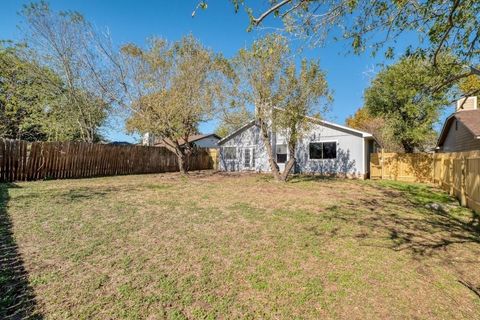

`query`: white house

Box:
[218,116,379,179]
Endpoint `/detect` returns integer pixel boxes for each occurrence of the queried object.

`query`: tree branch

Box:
[252,0,293,26]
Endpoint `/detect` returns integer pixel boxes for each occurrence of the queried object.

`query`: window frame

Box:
[223,146,237,161]
[308,140,338,160]
[244,148,251,168]
[275,144,288,164]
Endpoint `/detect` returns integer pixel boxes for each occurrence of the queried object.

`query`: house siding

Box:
[288,123,365,176]
[219,122,368,176]
[219,124,270,172]
[441,120,480,152]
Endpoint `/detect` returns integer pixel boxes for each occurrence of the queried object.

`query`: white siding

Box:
[285,122,366,176]
[219,122,368,176]
[219,124,270,172]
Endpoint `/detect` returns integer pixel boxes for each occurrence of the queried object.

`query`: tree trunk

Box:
[177,152,188,175]
[259,119,282,181]
[162,138,190,175]
[402,141,415,153]
[280,139,297,182]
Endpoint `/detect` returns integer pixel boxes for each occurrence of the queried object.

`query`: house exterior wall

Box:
[288,123,365,176]
[219,124,270,172]
[219,122,368,176]
[194,136,220,148]
[441,120,480,152]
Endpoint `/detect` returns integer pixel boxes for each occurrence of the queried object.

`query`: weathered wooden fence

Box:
[370,151,480,212]
[0,139,215,182]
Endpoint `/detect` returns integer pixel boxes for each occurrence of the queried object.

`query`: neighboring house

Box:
[142,133,221,148]
[436,96,480,153]
[218,116,379,178]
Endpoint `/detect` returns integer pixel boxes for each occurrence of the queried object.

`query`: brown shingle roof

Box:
[454,110,480,136]
[437,109,480,147]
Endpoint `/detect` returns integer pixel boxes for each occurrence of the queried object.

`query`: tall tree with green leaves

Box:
[122,36,235,174]
[233,34,329,181]
[0,45,82,141]
[364,56,452,152]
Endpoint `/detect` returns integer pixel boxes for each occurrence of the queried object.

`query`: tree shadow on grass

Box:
[356,181,480,256]
[0,183,42,319]
[322,180,480,298]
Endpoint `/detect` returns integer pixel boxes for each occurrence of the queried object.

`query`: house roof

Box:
[154,133,221,147]
[217,114,374,146]
[437,110,480,147]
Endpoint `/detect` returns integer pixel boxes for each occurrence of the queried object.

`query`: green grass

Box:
[1,172,480,319]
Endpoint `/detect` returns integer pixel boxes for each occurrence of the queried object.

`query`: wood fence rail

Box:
[0,139,215,182]
[370,151,480,213]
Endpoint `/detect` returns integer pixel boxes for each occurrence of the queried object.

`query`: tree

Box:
[0,45,83,141]
[196,0,480,85]
[275,59,330,180]
[20,1,114,142]
[364,56,451,153]
[233,34,329,181]
[346,107,401,152]
[122,36,234,174]
[459,73,480,102]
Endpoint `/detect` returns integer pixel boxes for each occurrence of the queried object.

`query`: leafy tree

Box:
[233,34,329,181]
[364,56,451,152]
[0,45,77,141]
[122,36,234,174]
[459,74,480,103]
[20,1,113,142]
[346,107,401,152]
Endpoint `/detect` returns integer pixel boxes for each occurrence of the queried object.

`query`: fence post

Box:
[460,156,467,207]
[381,148,384,180]
[431,153,435,183]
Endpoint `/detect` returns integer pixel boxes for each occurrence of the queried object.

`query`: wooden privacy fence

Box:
[370,152,434,182]
[370,151,480,212]
[0,139,215,182]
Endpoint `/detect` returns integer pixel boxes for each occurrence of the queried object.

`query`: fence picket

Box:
[0,139,215,183]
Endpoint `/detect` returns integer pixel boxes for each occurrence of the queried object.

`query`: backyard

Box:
[1,171,480,319]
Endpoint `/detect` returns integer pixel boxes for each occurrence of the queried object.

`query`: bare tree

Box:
[20,1,117,142]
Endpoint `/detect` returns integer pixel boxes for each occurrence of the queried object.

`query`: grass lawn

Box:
[1,171,480,319]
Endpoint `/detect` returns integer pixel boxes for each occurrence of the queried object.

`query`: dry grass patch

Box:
[1,171,479,319]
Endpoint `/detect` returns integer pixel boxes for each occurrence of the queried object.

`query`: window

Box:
[244,148,251,167]
[252,149,255,167]
[276,145,287,163]
[309,142,337,159]
[455,120,458,131]
[223,147,236,160]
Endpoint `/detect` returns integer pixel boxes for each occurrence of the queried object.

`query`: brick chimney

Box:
[456,96,478,112]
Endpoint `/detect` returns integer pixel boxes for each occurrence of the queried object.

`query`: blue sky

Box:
[0,0,453,142]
